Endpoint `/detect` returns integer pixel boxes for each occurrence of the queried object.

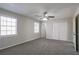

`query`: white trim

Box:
[0,16,17,36]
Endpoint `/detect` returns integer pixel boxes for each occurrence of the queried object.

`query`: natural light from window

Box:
[0,16,17,36]
[34,22,39,33]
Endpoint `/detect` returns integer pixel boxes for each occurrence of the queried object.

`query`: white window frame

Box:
[34,22,39,33]
[0,16,17,37]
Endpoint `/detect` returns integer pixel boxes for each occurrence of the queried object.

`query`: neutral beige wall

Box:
[22,17,41,41]
[41,23,46,38]
[0,9,41,50]
[41,18,73,42]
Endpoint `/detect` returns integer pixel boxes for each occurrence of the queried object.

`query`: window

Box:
[34,22,39,33]
[0,16,17,36]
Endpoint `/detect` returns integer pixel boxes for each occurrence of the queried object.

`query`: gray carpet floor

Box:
[0,38,78,55]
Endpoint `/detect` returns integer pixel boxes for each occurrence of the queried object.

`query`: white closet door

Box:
[52,22,59,40]
[52,22,67,41]
[59,22,67,41]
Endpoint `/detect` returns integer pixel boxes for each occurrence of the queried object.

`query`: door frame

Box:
[75,15,79,52]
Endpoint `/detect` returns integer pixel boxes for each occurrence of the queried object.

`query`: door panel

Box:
[52,22,67,41]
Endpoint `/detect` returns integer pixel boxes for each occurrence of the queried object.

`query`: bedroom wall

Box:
[41,22,46,38]
[0,9,41,50]
[42,18,73,42]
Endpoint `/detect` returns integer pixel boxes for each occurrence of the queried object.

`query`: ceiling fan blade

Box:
[48,16,55,18]
[40,17,43,20]
[35,15,42,17]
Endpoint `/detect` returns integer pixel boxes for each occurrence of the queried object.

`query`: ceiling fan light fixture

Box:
[45,14,48,17]
[42,17,48,21]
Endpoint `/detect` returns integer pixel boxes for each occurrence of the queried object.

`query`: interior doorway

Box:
[75,15,79,52]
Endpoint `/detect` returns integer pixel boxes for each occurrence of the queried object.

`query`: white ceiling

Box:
[0,3,79,20]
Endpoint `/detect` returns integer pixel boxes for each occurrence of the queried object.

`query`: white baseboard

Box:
[47,39,73,43]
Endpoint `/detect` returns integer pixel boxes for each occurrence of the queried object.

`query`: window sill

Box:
[0,34,17,38]
[34,32,39,33]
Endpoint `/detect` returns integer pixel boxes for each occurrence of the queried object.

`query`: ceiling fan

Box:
[35,11,55,21]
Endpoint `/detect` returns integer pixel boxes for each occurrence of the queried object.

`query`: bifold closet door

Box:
[52,22,68,41]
